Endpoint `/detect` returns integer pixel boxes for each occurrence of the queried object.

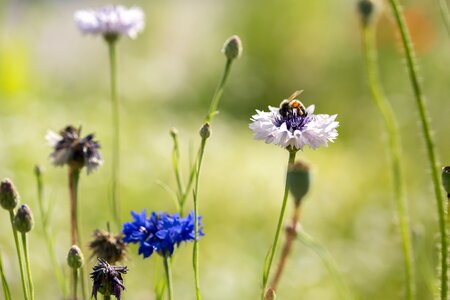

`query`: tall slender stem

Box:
[438,0,450,37]
[8,210,29,300]
[35,167,66,295]
[192,137,207,300]
[21,234,34,300]
[387,1,447,298]
[104,296,111,300]
[260,150,297,299]
[108,39,121,228]
[73,269,78,300]
[361,24,415,299]
[163,256,174,300]
[0,251,12,300]
[68,169,87,300]
[269,205,301,293]
[206,59,232,122]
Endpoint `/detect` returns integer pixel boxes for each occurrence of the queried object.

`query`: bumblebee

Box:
[279,90,306,117]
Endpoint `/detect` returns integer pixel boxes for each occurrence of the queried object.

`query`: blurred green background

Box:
[0,0,449,299]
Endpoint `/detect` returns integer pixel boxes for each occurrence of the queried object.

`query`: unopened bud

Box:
[287,161,310,206]
[199,123,211,140]
[442,166,450,196]
[357,0,377,27]
[264,288,276,300]
[34,165,43,177]
[14,204,34,233]
[222,35,242,60]
[170,127,179,139]
[0,179,20,210]
[67,245,84,269]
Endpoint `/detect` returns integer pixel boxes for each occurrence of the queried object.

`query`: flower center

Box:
[273,111,311,132]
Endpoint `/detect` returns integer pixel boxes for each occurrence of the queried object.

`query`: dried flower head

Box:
[249,91,339,151]
[91,258,128,300]
[74,5,145,40]
[46,125,103,174]
[122,210,204,258]
[89,229,127,264]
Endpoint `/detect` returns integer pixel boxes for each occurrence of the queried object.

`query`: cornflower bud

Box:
[222,35,242,60]
[0,179,20,210]
[14,204,34,233]
[442,166,450,196]
[287,161,310,206]
[199,123,211,140]
[67,245,84,269]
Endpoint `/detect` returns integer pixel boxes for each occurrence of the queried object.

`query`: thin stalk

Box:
[9,210,29,300]
[0,252,12,300]
[206,59,233,122]
[387,1,448,298]
[108,39,121,228]
[260,150,297,300]
[35,167,66,295]
[192,137,207,300]
[69,169,87,300]
[171,131,185,214]
[163,256,174,300]
[73,269,78,300]
[438,0,450,37]
[297,228,354,300]
[21,234,34,300]
[104,296,111,300]
[361,24,415,299]
[269,205,302,293]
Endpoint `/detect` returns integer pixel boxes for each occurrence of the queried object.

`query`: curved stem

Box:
[0,251,12,300]
[361,25,415,299]
[206,59,233,122]
[163,256,174,300]
[387,1,447,298]
[21,234,34,300]
[9,210,29,300]
[260,150,297,299]
[108,40,121,228]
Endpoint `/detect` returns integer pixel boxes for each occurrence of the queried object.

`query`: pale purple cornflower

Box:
[74,5,145,39]
[249,92,339,151]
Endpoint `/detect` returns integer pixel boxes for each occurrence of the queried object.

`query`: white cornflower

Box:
[249,96,339,151]
[74,5,145,39]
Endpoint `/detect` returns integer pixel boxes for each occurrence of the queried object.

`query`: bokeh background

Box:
[0,0,449,299]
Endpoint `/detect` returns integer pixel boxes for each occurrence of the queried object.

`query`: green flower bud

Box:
[199,123,211,140]
[0,179,20,210]
[357,0,378,27]
[442,166,450,196]
[34,165,43,177]
[170,127,179,139]
[264,288,276,300]
[287,161,310,206]
[67,245,84,269]
[14,204,34,233]
[222,35,242,60]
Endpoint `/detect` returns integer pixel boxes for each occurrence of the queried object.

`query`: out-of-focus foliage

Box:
[0,0,449,299]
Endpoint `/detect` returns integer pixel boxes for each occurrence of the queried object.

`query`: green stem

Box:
[104,296,111,300]
[73,269,78,300]
[21,234,34,300]
[163,256,174,300]
[35,167,66,296]
[9,210,29,300]
[361,25,415,299]
[206,59,233,122]
[69,169,87,300]
[0,251,12,300]
[192,137,207,300]
[297,228,354,300]
[438,0,450,37]
[108,39,121,228]
[260,150,297,299]
[387,1,448,298]
[171,132,185,215]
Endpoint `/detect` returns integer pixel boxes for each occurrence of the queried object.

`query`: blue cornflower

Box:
[122,210,204,258]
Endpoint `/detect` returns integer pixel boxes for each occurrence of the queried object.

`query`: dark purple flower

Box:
[90,258,127,300]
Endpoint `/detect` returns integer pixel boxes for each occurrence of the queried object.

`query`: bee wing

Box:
[288,90,304,101]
